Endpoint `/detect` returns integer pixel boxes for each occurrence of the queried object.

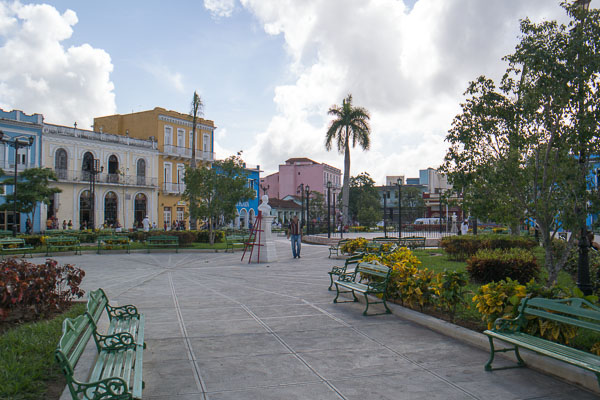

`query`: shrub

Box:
[197,230,225,243]
[472,278,527,329]
[0,259,85,322]
[17,234,44,247]
[436,270,469,318]
[466,248,540,284]
[340,237,370,254]
[441,234,537,261]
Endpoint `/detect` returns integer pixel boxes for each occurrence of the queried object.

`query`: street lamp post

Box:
[89,158,103,230]
[333,191,337,238]
[439,190,443,235]
[297,183,304,229]
[383,188,387,238]
[575,0,593,295]
[327,181,332,239]
[0,131,34,236]
[260,184,270,196]
[397,178,402,238]
[305,185,310,235]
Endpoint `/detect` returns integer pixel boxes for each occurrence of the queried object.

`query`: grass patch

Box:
[0,302,86,400]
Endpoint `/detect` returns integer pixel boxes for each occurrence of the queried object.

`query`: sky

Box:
[0,0,572,182]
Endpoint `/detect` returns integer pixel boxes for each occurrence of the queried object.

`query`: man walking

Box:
[287,215,302,259]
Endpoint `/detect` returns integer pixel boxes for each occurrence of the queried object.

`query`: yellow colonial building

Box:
[94,108,215,228]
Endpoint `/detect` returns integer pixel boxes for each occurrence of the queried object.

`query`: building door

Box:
[104,191,118,226]
[163,163,172,192]
[176,207,185,223]
[80,190,92,228]
[134,193,147,226]
[82,152,94,181]
[163,207,172,228]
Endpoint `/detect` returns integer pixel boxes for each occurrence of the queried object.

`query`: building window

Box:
[189,131,195,150]
[134,193,147,226]
[0,211,19,233]
[164,207,172,227]
[177,129,185,147]
[108,155,119,183]
[164,126,173,145]
[137,159,146,185]
[203,133,210,153]
[176,207,184,222]
[104,191,118,226]
[82,152,94,181]
[163,162,172,191]
[55,148,68,179]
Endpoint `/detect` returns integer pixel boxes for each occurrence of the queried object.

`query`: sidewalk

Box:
[51,239,597,399]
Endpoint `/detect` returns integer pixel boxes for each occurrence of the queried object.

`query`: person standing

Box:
[461,220,469,236]
[142,215,150,232]
[287,215,302,259]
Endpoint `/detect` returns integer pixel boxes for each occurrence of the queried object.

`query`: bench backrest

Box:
[55,313,95,378]
[87,288,109,325]
[149,235,178,241]
[522,297,600,333]
[345,254,363,267]
[48,236,78,243]
[98,235,129,242]
[356,262,391,280]
[0,238,25,245]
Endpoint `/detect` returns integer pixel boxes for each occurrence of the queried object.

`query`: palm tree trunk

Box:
[342,140,351,228]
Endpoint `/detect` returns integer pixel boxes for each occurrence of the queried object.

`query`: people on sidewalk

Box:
[287,215,302,259]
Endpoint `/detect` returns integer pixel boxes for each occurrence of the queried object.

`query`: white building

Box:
[42,124,160,230]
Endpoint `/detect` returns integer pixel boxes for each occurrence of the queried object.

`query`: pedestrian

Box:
[152,221,157,229]
[62,220,67,230]
[461,220,469,236]
[142,215,150,232]
[26,217,32,234]
[287,215,302,259]
[68,220,73,230]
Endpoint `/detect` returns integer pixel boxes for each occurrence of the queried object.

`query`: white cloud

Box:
[0,1,116,128]
[143,64,185,93]
[233,0,566,182]
[204,0,236,18]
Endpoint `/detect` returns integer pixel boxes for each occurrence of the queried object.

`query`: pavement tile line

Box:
[181,275,348,400]
[302,300,482,400]
[168,272,209,399]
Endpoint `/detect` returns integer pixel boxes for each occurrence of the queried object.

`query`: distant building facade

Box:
[0,109,43,233]
[94,107,215,227]
[233,165,260,229]
[260,157,342,200]
[42,123,159,230]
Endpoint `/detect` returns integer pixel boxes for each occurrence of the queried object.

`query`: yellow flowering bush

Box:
[472,278,527,329]
[340,238,370,254]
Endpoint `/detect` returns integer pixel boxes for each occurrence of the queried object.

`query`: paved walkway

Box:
[48,239,597,399]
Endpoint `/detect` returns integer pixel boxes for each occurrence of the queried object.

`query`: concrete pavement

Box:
[50,238,598,399]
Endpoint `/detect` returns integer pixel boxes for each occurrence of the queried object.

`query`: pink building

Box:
[260,158,342,199]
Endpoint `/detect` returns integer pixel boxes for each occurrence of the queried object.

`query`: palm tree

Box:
[325,94,371,227]
[190,91,204,169]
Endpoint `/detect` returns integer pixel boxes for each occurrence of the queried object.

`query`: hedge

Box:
[440,234,537,261]
[466,248,540,284]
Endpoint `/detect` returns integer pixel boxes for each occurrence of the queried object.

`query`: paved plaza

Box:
[48,239,598,399]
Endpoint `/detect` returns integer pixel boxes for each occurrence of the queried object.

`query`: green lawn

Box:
[0,302,86,400]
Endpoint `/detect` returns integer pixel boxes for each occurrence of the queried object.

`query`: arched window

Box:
[108,155,119,183]
[104,192,118,226]
[137,159,146,186]
[82,152,94,181]
[80,190,92,228]
[239,209,247,229]
[134,193,147,226]
[55,148,67,179]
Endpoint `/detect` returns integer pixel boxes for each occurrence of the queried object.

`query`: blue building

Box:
[235,165,261,229]
[0,109,44,233]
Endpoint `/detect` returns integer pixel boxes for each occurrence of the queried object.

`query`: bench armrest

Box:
[94,331,138,351]
[338,271,357,282]
[71,377,129,399]
[106,304,140,320]
[330,266,345,275]
[492,315,524,333]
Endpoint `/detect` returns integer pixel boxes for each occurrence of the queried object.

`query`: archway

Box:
[239,209,247,229]
[104,191,118,226]
[79,190,92,229]
[134,193,147,226]
[108,155,119,183]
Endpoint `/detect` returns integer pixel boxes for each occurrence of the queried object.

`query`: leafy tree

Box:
[443,2,600,285]
[347,172,381,227]
[308,191,326,223]
[400,185,426,225]
[326,94,371,226]
[183,154,255,244]
[0,168,61,226]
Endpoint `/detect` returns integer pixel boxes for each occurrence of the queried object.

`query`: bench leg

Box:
[382,295,392,314]
[328,273,335,291]
[363,293,370,316]
[333,285,358,303]
[485,336,526,371]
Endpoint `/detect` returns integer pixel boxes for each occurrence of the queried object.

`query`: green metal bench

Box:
[398,236,426,250]
[0,237,33,257]
[146,235,179,253]
[225,234,248,252]
[328,253,363,291]
[97,235,131,254]
[484,297,600,388]
[46,235,81,256]
[334,262,392,316]
[55,291,145,400]
[328,239,349,258]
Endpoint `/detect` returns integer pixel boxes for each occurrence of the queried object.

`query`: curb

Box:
[386,300,600,394]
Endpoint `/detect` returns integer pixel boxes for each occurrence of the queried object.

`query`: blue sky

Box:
[0,0,569,180]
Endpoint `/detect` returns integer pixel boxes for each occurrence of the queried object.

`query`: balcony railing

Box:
[162,145,215,161]
[162,182,186,194]
[54,169,158,187]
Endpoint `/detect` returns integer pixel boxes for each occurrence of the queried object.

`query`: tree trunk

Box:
[342,140,351,227]
[209,216,214,245]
